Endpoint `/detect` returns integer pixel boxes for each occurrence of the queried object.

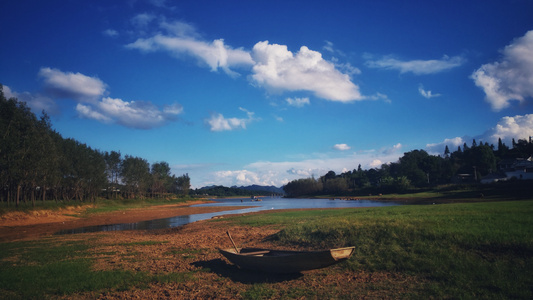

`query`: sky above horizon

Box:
[2,0,533,188]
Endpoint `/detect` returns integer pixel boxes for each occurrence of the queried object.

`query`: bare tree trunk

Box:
[16,184,21,207]
[42,185,46,202]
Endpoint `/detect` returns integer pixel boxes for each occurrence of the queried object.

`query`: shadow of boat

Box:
[192,259,303,283]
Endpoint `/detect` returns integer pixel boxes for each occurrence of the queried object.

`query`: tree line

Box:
[284,137,533,197]
[0,85,190,207]
[191,185,280,197]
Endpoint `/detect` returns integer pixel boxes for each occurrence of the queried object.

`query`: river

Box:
[55,197,401,235]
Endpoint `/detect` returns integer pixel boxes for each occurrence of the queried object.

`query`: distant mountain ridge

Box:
[198,184,284,195]
[232,185,285,195]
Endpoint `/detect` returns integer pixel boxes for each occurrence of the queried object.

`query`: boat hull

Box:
[219,247,355,273]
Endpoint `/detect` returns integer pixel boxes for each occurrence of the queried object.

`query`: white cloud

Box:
[76,103,112,123]
[323,40,348,58]
[323,40,335,53]
[490,114,533,142]
[367,92,391,103]
[286,97,310,107]
[251,41,363,102]
[212,170,265,186]
[198,143,404,187]
[103,29,119,37]
[38,67,106,102]
[333,143,351,151]
[77,97,183,129]
[206,107,257,132]
[127,20,366,102]
[366,54,465,75]
[126,21,254,77]
[471,30,533,111]
[384,143,402,154]
[131,13,156,27]
[159,20,199,38]
[331,58,361,76]
[425,114,533,155]
[200,112,533,187]
[369,159,383,168]
[418,85,441,99]
[12,68,182,129]
[426,137,465,155]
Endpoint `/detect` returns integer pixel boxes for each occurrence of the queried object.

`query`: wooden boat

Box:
[218,246,355,273]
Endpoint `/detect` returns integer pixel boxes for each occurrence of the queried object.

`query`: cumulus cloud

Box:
[333,143,351,151]
[471,30,533,111]
[126,21,254,77]
[418,85,441,98]
[35,67,183,129]
[425,114,533,155]
[206,107,257,132]
[198,143,405,187]
[286,97,310,107]
[426,137,466,155]
[366,54,465,75]
[251,41,363,102]
[490,114,533,142]
[212,170,265,186]
[39,67,107,101]
[77,97,183,129]
[126,19,365,102]
[383,143,402,155]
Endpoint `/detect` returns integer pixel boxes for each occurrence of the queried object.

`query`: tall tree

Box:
[174,173,191,196]
[151,161,171,198]
[121,155,151,198]
[104,151,122,198]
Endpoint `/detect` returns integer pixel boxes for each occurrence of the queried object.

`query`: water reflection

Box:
[55,197,400,235]
[195,197,400,211]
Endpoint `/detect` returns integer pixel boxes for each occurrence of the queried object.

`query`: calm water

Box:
[55,197,401,235]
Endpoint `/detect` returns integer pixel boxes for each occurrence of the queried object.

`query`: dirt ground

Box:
[0,202,253,242]
[0,203,424,299]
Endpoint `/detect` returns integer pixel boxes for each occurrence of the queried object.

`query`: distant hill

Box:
[233,185,285,195]
[195,184,285,197]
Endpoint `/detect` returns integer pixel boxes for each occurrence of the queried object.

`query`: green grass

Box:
[229,200,533,299]
[0,239,191,299]
[0,197,195,217]
[80,197,191,215]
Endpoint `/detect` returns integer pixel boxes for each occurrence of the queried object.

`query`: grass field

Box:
[0,197,193,216]
[226,200,533,298]
[1,200,532,299]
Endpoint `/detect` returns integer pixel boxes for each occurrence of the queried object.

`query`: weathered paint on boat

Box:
[219,246,355,273]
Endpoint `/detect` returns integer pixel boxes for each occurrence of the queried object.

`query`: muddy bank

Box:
[0,203,253,242]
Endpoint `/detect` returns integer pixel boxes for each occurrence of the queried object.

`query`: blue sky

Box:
[2,0,533,188]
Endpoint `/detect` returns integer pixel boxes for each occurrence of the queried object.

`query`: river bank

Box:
[0,201,254,242]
